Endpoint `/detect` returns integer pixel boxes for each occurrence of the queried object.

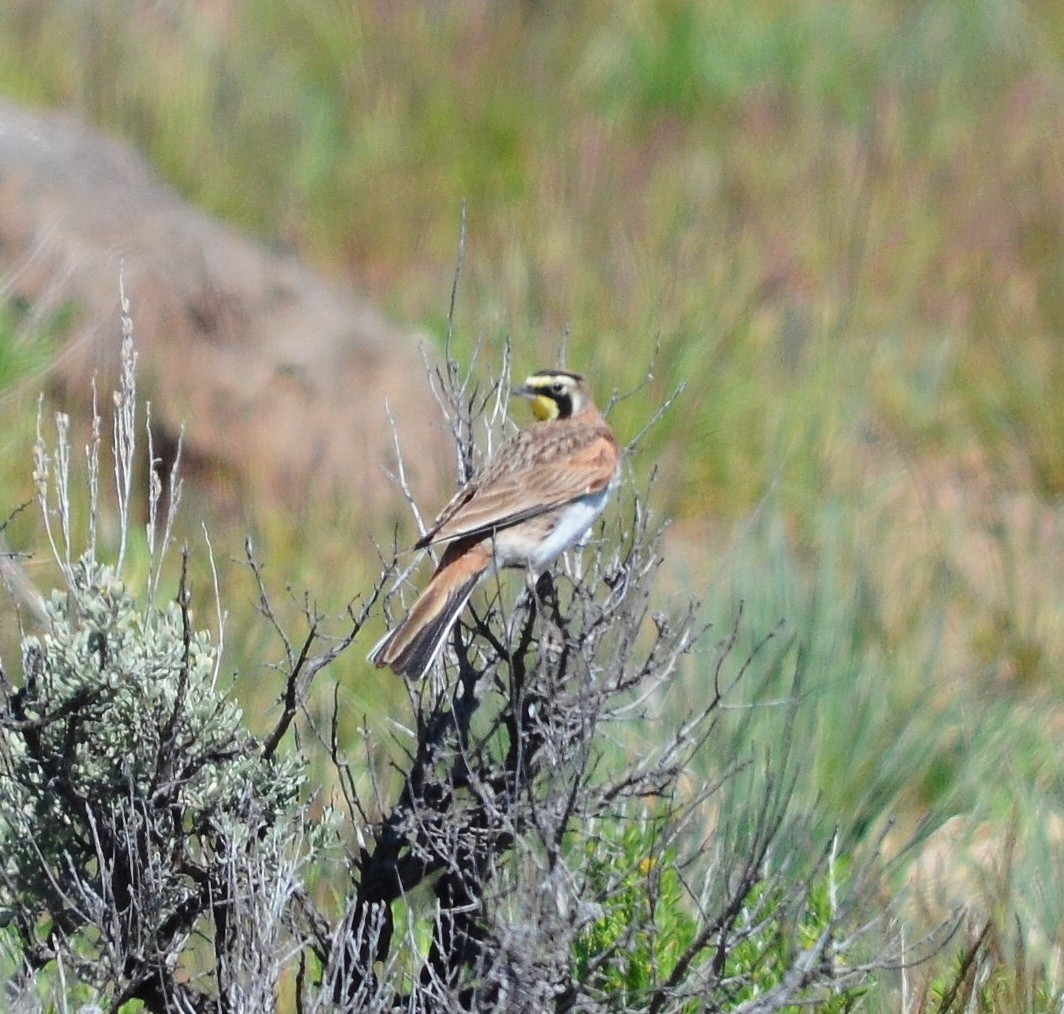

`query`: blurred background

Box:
[2,0,1064,1002]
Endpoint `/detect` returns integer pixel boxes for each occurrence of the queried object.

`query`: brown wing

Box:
[415,422,618,549]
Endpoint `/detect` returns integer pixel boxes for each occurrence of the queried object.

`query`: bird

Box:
[369,369,620,680]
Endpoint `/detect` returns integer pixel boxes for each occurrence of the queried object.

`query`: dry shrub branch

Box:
[0,317,951,1012]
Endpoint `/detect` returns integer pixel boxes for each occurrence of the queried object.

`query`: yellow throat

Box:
[528,393,561,421]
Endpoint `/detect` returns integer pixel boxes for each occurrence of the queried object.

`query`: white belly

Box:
[496,488,612,573]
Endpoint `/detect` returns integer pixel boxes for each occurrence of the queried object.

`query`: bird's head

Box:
[513,370,593,421]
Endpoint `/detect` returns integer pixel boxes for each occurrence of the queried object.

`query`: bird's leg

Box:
[518,568,556,619]
[527,571,565,671]
[533,571,557,612]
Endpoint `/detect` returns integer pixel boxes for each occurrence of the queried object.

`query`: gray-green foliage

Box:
[20,557,297,803]
[0,327,318,1008]
[0,555,304,957]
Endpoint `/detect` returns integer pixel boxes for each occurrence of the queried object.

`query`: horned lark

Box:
[370,369,619,680]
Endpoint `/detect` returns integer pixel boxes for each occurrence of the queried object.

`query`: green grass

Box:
[3,0,1064,1006]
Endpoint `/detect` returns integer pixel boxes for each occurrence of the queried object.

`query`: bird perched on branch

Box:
[370,369,619,680]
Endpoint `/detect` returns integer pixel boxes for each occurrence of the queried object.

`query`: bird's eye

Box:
[550,383,565,396]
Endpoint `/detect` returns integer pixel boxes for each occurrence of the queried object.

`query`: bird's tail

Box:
[369,546,486,679]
